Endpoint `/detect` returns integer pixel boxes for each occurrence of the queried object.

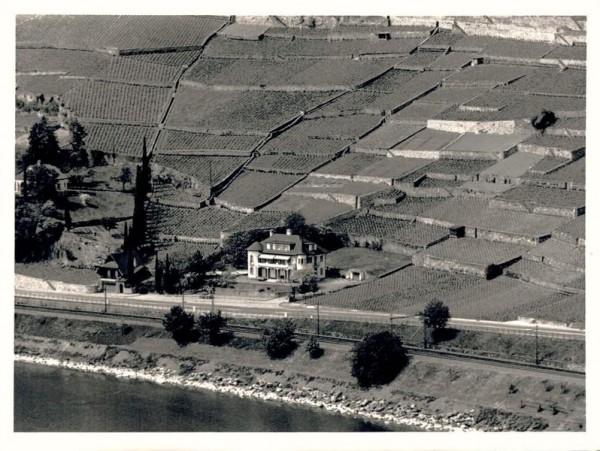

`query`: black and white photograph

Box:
[7,2,598,449]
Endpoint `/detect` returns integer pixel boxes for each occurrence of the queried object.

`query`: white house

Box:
[247,229,328,282]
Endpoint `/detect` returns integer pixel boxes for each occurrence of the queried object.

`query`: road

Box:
[14,289,585,341]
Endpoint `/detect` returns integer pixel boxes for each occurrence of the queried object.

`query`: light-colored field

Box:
[326,247,412,277]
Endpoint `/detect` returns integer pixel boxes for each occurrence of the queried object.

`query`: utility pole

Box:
[104,285,107,313]
[316,297,320,336]
[423,316,427,349]
[535,325,539,365]
[210,287,215,313]
[182,289,185,311]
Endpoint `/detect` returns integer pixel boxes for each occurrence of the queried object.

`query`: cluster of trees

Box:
[162,306,229,347]
[18,117,89,173]
[154,250,224,295]
[162,310,324,361]
[161,300,453,388]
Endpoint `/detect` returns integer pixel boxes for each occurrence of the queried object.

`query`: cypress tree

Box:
[127,249,135,283]
[123,222,129,251]
[130,138,152,250]
[68,120,89,169]
[154,253,162,293]
[64,204,72,230]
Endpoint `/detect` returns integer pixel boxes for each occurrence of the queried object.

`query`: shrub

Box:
[351,331,408,388]
[101,216,118,231]
[162,306,199,347]
[196,310,229,345]
[265,319,297,359]
[305,336,324,359]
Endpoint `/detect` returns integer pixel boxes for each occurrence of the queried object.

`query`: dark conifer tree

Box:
[154,253,163,294]
[127,249,135,283]
[64,204,72,230]
[123,222,129,251]
[22,117,60,168]
[130,138,152,250]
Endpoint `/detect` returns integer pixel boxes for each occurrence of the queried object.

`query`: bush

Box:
[305,336,324,359]
[196,310,229,345]
[101,216,118,231]
[297,272,319,294]
[265,319,297,359]
[350,331,408,388]
[162,306,199,347]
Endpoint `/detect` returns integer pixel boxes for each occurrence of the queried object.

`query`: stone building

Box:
[247,229,328,282]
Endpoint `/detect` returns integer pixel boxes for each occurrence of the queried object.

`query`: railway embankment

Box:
[14,312,585,432]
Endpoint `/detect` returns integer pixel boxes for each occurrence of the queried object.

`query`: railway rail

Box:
[15,303,585,379]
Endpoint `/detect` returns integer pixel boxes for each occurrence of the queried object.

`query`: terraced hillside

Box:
[15,15,585,326]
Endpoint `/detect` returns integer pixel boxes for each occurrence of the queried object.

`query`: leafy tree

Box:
[531,109,557,133]
[305,336,324,359]
[222,229,269,268]
[297,271,319,294]
[25,164,59,202]
[419,299,451,330]
[15,199,65,262]
[101,216,118,231]
[162,253,182,294]
[265,319,297,359]
[184,250,214,288]
[162,305,198,347]
[283,212,306,234]
[351,331,408,388]
[114,165,133,192]
[196,310,229,345]
[278,213,348,252]
[90,150,106,166]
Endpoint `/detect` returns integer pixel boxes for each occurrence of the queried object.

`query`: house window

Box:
[250,255,254,263]
[307,256,313,264]
[250,267,254,275]
[298,257,303,264]
[266,244,271,250]
[378,32,391,40]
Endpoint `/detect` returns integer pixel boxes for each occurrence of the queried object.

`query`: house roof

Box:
[247,232,328,256]
[100,251,148,276]
[247,241,263,252]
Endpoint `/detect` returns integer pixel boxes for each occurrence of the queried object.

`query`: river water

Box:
[15,362,416,432]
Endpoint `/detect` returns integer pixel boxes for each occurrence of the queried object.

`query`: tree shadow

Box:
[431,327,459,344]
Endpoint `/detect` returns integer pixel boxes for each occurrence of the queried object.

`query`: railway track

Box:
[16,304,584,379]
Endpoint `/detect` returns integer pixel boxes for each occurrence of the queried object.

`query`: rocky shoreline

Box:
[15,353,476,432]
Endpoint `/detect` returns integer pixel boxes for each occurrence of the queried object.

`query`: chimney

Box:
[286,228,292,236]
[269,230,274,237]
